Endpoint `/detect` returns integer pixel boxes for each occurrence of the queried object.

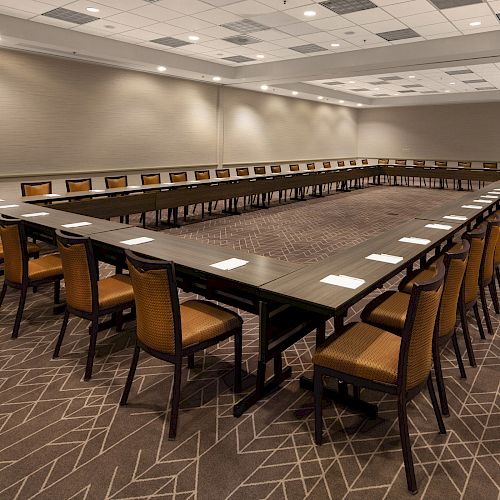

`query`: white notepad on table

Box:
[399,237,431,245]
[320,274,365,289]
[61,222,92,228]
[481,195,497,199]
[365,253,403,264]
[461,205,482,209]
[443,215,467,221]
[472,199,490,204]
[487,192,500,196]
[210,258,248,270]
[44,194,61,198]
[425,223,452,230]
[90,189,105,193]
[22,212,49,217]
[0,204,19,209]
[120,237,154,246]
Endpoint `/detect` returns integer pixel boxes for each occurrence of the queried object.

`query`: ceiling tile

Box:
[383,0,436,17]
[0,0,54,14]
[103,12,156,28]
[130,4,184,22]
[62,1,120,17]
[278,22,321,35]
[363,18,407,33]
[343,7,393,23]
[192,8,241,24]
[223,0,275,16]
[143,22,186,36]
[443,3,492,19]
[309,15,355,30]
[251,28,291,40]
[319,0,378,15]
[249,11,298,27]
[155,0,211,15]
[400,10,447,26]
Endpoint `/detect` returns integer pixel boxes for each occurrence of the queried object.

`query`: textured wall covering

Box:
[222,87,358,164]
[357,102,500,161]
[0,49,219,175]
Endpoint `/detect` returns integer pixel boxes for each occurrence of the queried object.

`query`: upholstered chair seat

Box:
[313,322,400,385]
[361,291,410,332]
[97,275,134,311]
[27,255,63,282]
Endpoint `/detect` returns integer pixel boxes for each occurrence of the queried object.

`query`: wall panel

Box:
[0,49,218,175]
[357,103,500,161]
[222,87,358,164]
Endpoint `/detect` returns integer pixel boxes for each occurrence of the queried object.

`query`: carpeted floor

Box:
[0,185,498,500]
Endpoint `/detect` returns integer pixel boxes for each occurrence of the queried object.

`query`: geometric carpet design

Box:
[0,185,498,499]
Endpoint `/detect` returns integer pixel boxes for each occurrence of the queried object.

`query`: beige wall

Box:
[357,102,500,161]
[222,87,358,164]
[0,49,219,176]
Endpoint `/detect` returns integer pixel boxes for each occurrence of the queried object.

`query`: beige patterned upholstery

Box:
[254,166,266,174]
[28,255,63,282]
[413,160,425,166]
[378,159,389,165]
[323,161,332,168]
[236,168,249,176]
[142,174,160,185]
[361,159,368,165]
[170,172,188,183]
[395,159,407,165]
[98,275,134,311]
[478,220,499,283]
[128,259,241,354]
[483,162,497,169]
[313,322,400,385]
[350,160,357,166]
[289,164,300,172]
[307,163,315,170]
[271,165,281,173]
[66,179,91,192]
[458,161,471,168]
[216,169,230,178]
[338,161,345,167]
[363,292,410,332]
[0,240,39,260]
[22,182,52,196]
[435,161,447,167]
[105,176,127,189]
[195,170,210,180]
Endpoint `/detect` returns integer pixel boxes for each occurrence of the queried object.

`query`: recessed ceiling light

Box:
[408,75,416,79]
[304,10,316,17]
[445,89,451,93]
[212,76,221,81]
[449,82,455,85]
[188,35,200,41]
[292,91,298,96]
[357,103,362,107]
[157,66,166,72]
[339,100,345,104]
[469,21,481,26]
[331,43,340,47]
[86,7,99,12]
[256,54,265,59]
[317,96,324,100]
[260,84,269,91]
[349,80,355,84]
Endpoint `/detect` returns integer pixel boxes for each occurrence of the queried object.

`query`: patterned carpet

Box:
[0,185,498,500]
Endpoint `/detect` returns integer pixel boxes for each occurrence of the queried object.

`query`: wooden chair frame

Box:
[21,181,53,196]
[120,251,243,439]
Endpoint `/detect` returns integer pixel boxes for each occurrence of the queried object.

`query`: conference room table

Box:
[2,174,500,418]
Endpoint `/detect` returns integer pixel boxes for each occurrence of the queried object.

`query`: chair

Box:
[167,172,189,225]
[306,163,323,196]
[120,251,243,439]
[362,241,470,416]
[306,163,315,170]
[53,231,135,380]
[476,218,500,333]
[323,161,332,168]
[193,170,213,219]
[313,262,446,494]
[393,159,409,186]
[400,227,487,368]
[482,163,497,188]
[270,165,286,202]
[289,164,304,199]
[105,175,129,223]
[21,181,53,197]
[456,162,471,190]
[361,159,368,165]
[337,161,349,190]
[215,169,233,213]
[413,160,427,188]
[434,161,448,189]
[66,178,92,192]
[140,173,161,227]
[337,160,345,167]
[349,160,357,166]
[0,236,40,277]
[0,216,63,338]
[235,168,253,210]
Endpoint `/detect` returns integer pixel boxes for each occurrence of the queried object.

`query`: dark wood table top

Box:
[90,227,300,288]
[260,218,461,315]
[0,203,128,235]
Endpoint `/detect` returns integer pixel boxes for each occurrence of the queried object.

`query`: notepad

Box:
[210,258,249,270]
[0,204,19,208]
[481,195,497,199]
[461,205,482,209]
[22,212,49,217]
[473,199,490,204]
[443,215,467,221]
[128,185,140,189]
[487,192,500,196]
[120,237,154,246]
[399,237,431,245]
[320,274,365,289]
[61,222,92,228]
[89,189,105,193]
[366,253,403,264]
[0,199,4,202]
[162,182,173,185]
[44,194,61,198]
[425,223,452,230]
